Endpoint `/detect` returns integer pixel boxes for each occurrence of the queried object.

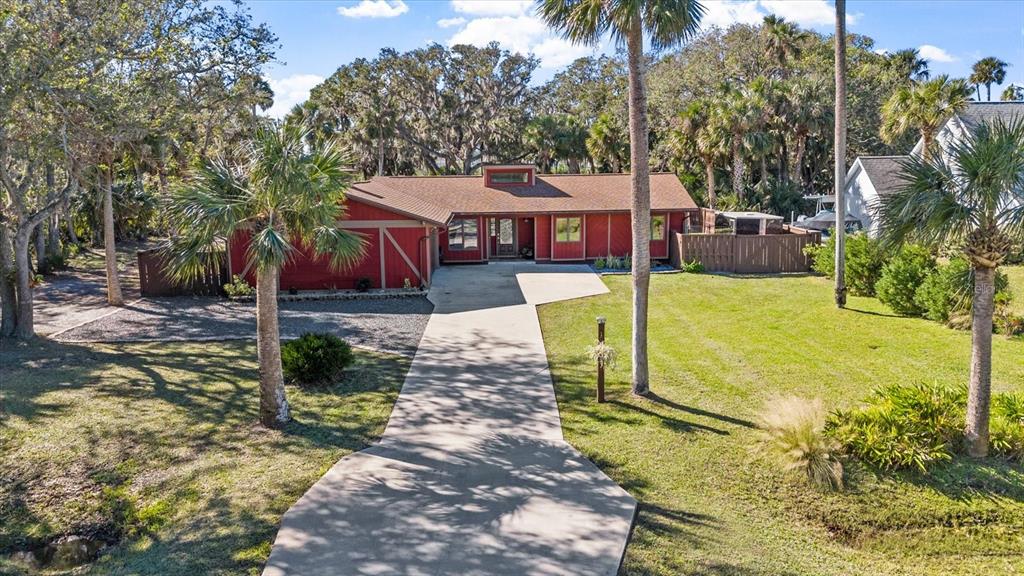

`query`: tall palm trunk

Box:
[626,20,651,396]
[103,166,124,305]
[965,265,995,457]
[256,266,290,427]
[705,159,717,209]
[833,0,848,308]
[731,138,745,200]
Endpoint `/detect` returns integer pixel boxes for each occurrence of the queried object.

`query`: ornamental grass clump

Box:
[757,396,844,491]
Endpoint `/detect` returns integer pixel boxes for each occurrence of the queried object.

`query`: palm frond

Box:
[536,0,609,47]
[248,226,293,271]
[311,226,367,272]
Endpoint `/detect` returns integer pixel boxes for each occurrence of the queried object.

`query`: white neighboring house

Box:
[844,156,908,237]
[845,102,1024,237]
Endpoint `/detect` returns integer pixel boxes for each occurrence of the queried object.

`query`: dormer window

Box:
[484,165,535,186]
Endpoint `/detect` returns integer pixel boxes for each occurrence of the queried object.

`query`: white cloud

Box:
[918,44,957,63]
[700,1,859,31]
[447,14,600,70]
[451,0,532,16]
[267,74,324,119]
[437,16,467,28]
[701,1,764,29]
[337,0,408,19]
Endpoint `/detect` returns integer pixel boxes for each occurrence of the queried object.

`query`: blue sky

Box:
[246,0,1024,118]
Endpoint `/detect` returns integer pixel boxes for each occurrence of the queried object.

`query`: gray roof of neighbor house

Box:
[346,172,697,225]
[856,156,909,196]
[956,102,1024,130]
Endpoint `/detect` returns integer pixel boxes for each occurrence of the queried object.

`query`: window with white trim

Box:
[555,217,582,242]
[448,218,478,250]
[490,171,529,184]
[651,215,666,241]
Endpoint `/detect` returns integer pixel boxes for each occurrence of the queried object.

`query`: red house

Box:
[228,165,698,291]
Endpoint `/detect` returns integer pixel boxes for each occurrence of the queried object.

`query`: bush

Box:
[355,277,372,292]
[913,257,1011,324]
[757,396,844,491]
[594,257,606,270]
[826,382,965,473]
[876,244,936,316]
[223,274,254,298]
[995,310,1024,337]
[280,333,353,385]
[991,395,1024,461]
[680,259,705,273]
[806,232,887,296]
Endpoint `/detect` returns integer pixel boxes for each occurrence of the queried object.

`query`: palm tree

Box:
[162,124,365,428]
[586,112,628,173]
[970,57,1008,101]
[834,0,848,307]
[886,48,929,83]
[761,15,806,76]
[788,76,831,192]
[880,75,971,159]
[525,115,562,173]
[1001,84,1024,102]
[875,118,1024,457]
[671,100,727,208]
[721,84,762,202]
[538,0,704,396]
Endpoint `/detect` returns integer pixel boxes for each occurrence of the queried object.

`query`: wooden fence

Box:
[138,249,227,297]
[670,227,821,274]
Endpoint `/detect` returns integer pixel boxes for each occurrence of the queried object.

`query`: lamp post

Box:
[596,316,606,403]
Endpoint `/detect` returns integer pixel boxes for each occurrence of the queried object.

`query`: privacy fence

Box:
[138,249,227,297]
[670,227,821,274]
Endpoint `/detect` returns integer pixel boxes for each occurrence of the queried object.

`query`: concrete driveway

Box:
[263,262,636,576]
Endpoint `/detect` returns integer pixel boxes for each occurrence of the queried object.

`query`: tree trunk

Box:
[65,195,79,246]
[833,0,848,308]
[705,159,717,209]
[965,264,995,457]
[49,212,61,259]
[731,139,744,200]
[795,134,808,192]
[34,222,47,274]
[0,226,17,337]
[377,118,385,176]
[626,20,652,396]
[102,167,124,305]
[256,266,290,427]
[568,157,580,174]
[985,84,991,102]
[13,230,34,339]
[779,139,789,185]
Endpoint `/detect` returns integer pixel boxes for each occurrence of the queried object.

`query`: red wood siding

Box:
[534,215,551,260]
[551,214,585,260]
[347,200,415,221]
[384,227,428,288]
[440,214,485,262]
[273,228,380,290]
[517,216,534,254]
[608,213,632,257]
[585,214,610,258]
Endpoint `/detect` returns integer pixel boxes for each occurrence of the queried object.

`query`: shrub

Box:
[281,332,353,385]
[355,277,372,292]
[913,257,1011,324]
[826,382,966,473]
[757,396,844,491]
[875,244,936,316]
[806,232,887,296]
[223,274,254,298]
[594,257,606,270]
[991,395,1024,461]
[680,259,705,273]
[995,310,1024,337]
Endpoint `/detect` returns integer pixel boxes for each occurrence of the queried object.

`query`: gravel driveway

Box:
[53,296,433,357]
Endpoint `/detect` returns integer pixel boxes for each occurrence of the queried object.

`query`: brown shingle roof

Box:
[348,172,696,224]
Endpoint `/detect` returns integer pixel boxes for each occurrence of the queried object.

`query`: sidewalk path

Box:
[263,262,636,576]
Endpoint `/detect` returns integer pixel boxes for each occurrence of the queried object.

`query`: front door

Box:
[497,217,515,257]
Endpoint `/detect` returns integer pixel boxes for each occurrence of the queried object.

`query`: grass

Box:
[1005,265,1024,315]
[538,272,1024,576]
[0,339,407,575]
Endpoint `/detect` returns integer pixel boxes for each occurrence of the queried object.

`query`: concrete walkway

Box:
[263,263,636,576]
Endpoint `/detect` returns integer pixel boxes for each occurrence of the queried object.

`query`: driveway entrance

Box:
[263,262,636,576]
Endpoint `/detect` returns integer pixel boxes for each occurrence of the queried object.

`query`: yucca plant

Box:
[757,396,844,491]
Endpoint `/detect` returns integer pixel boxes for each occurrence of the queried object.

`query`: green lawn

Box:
[1006,265,1024,315]
[0,340,406,575]
[539,272,1024,576]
